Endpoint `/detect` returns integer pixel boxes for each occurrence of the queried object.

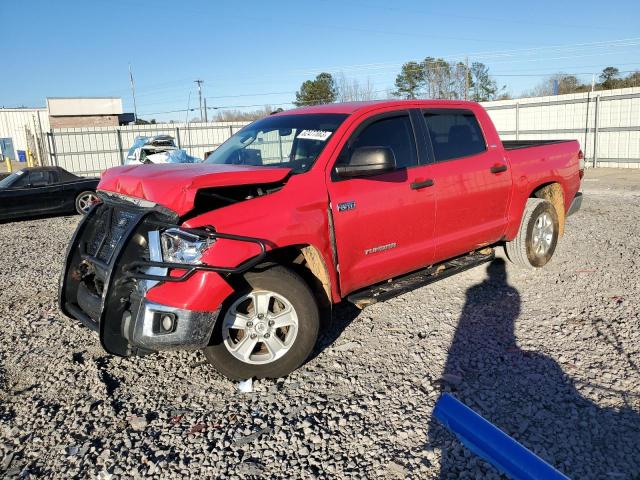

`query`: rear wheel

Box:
[75,191,99,215]
[505,198,559,268]
[204,266,319,380]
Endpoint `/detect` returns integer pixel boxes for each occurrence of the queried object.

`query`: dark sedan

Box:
[0,167,100,221]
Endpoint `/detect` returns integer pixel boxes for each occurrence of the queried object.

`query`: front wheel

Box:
[505,198,559,268]
[75,191,99,215]
[204,266,319,380]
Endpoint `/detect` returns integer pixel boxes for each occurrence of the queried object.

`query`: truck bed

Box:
[502,139,575,150]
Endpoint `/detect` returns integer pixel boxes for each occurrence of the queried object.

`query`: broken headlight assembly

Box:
[160,228,215,265]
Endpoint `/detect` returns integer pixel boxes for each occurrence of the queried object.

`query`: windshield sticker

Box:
[297,130,332,141]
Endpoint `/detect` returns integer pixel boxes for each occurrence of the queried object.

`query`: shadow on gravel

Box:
[427,258,640,479]
[95,356,124,414]
[0,360,15,423]
[307,302,362,362]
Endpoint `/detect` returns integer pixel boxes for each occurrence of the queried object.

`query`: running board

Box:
[347,249,495,309]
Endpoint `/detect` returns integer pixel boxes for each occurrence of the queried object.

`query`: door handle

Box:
[490,164,508,174]
[410,179,435,190]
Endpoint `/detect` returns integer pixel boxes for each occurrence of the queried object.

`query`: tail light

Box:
[578,150,585,179]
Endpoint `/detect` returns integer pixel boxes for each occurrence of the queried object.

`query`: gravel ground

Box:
[1,169,639,479]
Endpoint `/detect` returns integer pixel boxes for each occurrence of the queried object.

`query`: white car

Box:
[125,135,198,165]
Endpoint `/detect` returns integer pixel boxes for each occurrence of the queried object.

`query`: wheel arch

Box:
[252,244,334,311]
[530,181,566,237]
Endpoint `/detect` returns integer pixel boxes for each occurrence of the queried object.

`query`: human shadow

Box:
[427,258,640,479]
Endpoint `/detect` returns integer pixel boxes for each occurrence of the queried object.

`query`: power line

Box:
[125,38,640,107]
[137,63,640,111]
[328,0,625,32]
[134,66,640,111]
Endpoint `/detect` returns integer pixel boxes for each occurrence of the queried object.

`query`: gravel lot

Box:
[1,168,639,479]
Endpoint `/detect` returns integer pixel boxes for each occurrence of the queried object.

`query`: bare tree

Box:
[525,74,589,97]
[450,62,469,100]
[336,73,376,102]
[424,57,457,99]
[213,106,276,122]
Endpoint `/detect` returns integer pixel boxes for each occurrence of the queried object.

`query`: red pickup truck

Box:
[59,100,583,379]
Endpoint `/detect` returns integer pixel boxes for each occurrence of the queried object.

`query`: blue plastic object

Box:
[433,394,569,480]
[17,150,26,162]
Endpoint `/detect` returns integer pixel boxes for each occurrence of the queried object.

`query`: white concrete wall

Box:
[482,87,640,168]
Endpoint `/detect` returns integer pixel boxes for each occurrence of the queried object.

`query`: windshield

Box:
[204,114,348,173]
[0,170,26,189]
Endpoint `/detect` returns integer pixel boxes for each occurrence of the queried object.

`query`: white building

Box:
[0,97,134,164]
[0,107,50,163]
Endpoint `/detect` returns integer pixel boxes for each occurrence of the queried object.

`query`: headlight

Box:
[160,228,214,264]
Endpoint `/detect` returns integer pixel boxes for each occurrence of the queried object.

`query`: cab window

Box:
[424,110,486,161]
[338,114,418,169]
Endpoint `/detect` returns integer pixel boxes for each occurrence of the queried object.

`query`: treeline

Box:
[290,59,507,107]
[393,58,506,102]
[203,65,640,122]
[527,67,640,96]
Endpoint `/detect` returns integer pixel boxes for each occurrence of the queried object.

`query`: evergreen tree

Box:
[393,62,424,99]
[294,73,338,106]
[470,62,499,101]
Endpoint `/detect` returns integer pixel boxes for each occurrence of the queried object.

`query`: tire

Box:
[204,265,320,380]
[75,191,99,215]
[505,198,559,269]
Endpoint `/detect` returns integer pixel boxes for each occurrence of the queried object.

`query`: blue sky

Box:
[1,0,639,121]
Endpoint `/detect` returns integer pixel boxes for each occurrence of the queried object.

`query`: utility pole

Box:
[129,64,138,123]
[203,97,208,122]
[194,79,204,122]
[464,56,469,101]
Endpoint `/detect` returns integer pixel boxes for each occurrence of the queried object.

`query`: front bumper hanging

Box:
[59,198,267,357]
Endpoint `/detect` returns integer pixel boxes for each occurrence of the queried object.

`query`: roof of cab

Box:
[278,99,481,116]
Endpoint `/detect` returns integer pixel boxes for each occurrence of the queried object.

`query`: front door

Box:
[327,111,436,295]
[7,170,61,217]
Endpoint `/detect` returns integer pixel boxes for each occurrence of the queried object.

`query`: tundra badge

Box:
[337,201,356,212]
[364,243,397,255]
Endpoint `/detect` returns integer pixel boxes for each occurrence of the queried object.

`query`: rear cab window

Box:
[424,109,486,161]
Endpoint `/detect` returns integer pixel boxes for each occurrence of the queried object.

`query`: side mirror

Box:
[335,146,396,178]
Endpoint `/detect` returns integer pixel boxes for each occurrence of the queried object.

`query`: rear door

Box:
[327,110,436,295]
[422,108,512,262]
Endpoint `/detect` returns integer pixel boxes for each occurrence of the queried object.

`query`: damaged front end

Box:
[59,192,266,357]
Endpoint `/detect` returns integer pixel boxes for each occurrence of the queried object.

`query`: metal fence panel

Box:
[482,87,640,168]
[47,87,640,174]
[49,121,250,176]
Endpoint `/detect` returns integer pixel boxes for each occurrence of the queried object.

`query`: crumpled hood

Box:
[98,163,291,215]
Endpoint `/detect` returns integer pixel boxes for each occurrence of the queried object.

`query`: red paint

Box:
[99,100,581,311]
[99,163,291,216]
